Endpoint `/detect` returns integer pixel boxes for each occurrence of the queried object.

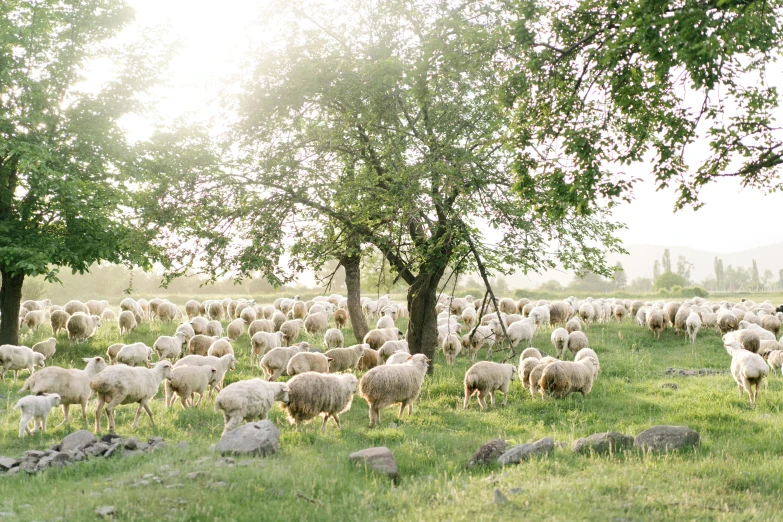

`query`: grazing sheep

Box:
[22,309,46,331]
[359,354,429,428]
[279,319,303,346]
[250,331,284,366]
[574,348,600,379]
[578,303,595,327]
[65,300,90,315]
[287,352,332,376]
[725,340,768,407]
[538,357,597,399]
[21,356,107,427]
[761,315,781,337]
[378,340,409,362]
[282,372,358,431]
[260,346,305,381]
[215,379,289,435]
[504,318,533,351]
[190,316,208,335]
[50,310,70,336]
[551,328,569,359]
[165,365,219,408]
[0,344,45,384]
[118,310,138,336]
[174,353,237,391]
[207,301,224,321]
[188,334,217,356]
[304,312,329,335]
[66,313,102,344]
[32,337,57,360]
[206,320,223,338]
[185,300,201,320]
[738,321,777,341]
[528,356,557,398]
[718,311,739,334]
[208,338,234,358]
[357,347,382,371]
[565,317,582,333]
[386,351,415,365]
[468,325,496,360]
[333,309,349,329]
[157,302,180,322]
[520,347,542,361]
[499,298,518,315]
[764,350,783,374]
[685,312,701,344]
[567,331,589,356]
[226,319,245,341]
[116,342,154,367]
[518,357,540,387]
[324,344,367,373]
[324,328,344,349]
[463,361,517,409]
[154,334,186,361]
[724,330,761,354]
[239,306,257,325]
[647,309,665,339]
[364,327,405,351]
[14,393,61,438]
[91,361,173,432]
[248,319,274,337]
[613,304,627,322]
[106,343,124,365]
[442,334,462,365]
[271,311,287,331]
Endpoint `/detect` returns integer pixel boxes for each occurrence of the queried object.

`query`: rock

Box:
[19,459,39,474]
[509,488,523,494]
[572,432,635,454]
[349,447,399,481]
[466,439,507,467]
[176,441,190,449]
[0,457,19,471]
[123,437,150,451]
[186,472,203,480]
[104,443,123,458]
[634,425,700,452]
[65,450,86,462]
[148,436,165,446]
[661,383,678,390]
[85,443,110,457]
[95,506,115,517]
[23,450,45,459]
[38,452,72,469]
[498,437,554,466]
[60,430,97,452]
[493,489,508,504]
[215,420,280,457]
[101,433,123,444]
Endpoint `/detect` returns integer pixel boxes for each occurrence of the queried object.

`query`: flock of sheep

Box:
[4,293,782,441]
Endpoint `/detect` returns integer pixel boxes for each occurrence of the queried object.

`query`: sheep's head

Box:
[156,361,173,380]
[35,353,46,367]
[276,383,290,403]
[45,393,61,407]
[343,374,358,393]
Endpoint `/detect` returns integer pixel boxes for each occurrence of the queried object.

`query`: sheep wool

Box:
[116,342,154,367]
[287,352,332,377]
[66,313,102,344]
[118,310,138,336]
[725,340,768,407]
[260,346,304,381]
[32,337,57,360]
[0,344,46,384]
[442,334,461,365]
[324,328,345,349]
[518,357,540,387]
[359,353,429,428]
[528,356,558,398]
[14,393,61,438]
[282,372,358,431]
[324,344,367,373]
[378,340,409,362]
[385,352,413,365]
[208,338,234,358]
[251,331,283,366]
[551,328,569,359]
[215,379,289,435]
[364,328,405,351]
[165,365,219,408]
[567,331,589,356]
[174,353,237,391]
[538,357,596,399]
[357,347,382,371]
[463,361,517,409]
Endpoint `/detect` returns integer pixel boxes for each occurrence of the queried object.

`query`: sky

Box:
[119,0,781,258]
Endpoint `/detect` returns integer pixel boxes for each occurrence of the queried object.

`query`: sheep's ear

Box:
[82,357,91,363]
[327,357,334,362]
[406,355,413,361]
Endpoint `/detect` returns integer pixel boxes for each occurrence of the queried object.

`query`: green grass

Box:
[1,314,782,521]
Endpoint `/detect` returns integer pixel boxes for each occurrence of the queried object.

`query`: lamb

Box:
[260,346,305,381]
[324,328,344,349]
[206,320,223,338]
[208,338,234,358]
[359,354,429,428]
[357,347,382,371]
[324,344,367,372]
[528,356,557,398]
[463,361,517,409]
[378,340,409,362]
[0,344,46,384]
[724,340,768,407]
[647,309,665,339]
[14,393,61,438]
[442,334,462,364]
[685,312,701,344]
[20,356,107,427]
[174,353,237,391]
[282,372,358,431]
[50,310,70,336]
[22,309,46,331]
[188,334,217,356]
[66,313,102,344]
[764,350,783,374]
[154,334,186,361]
[574,348,600,379]
[190,316,208,335]
[507,318,535,349]
[304,312,329,335]
[165,365,219,408]
[32,337,57,360]
[118,310,138,336]
[364,327,405,351]
[116,342,154,367]
[251,331,285,365]
[566,331,589,356]
[538,357,597,399]
[551,328,569,359]
[279,319,303,346]
[287,351,332,376]
[227,319,245,341]
[91,360,173,432]
[215,379,289,435]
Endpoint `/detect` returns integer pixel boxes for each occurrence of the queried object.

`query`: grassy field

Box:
[1,311,783,521]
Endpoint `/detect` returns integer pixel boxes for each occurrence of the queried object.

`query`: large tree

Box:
[152,0,623,362]
[0,0,168,344]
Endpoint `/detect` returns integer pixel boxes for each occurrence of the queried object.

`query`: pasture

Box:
[1,307,783,521]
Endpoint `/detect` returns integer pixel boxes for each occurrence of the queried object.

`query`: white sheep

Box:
[378,340,409,362]
[0,344,46,384]
[250,331,284,366]
[364,327,405,351]
[22,309,46,331]
[260,346,304,381]
[207,338,234,358]
[174,353,237,391]
[385,351,413,365]
[21,356,107,427]
[190,316,208,335]
[685,312,701,344]
[66,313,102,344]
[324,344,366,372]
[165,365,219,408]
[118,310,138,336]
[32,337,57,360]
[468,325,495,360]
[215,379,289,435]
[287,352,332,376]
[14,393,61,438]
[528,356,558,398]
[324,328,344,349]
[154,334,186,361]
[463,361,517,409]
[50,310,70,336]
[227,319,245,341]
[249,319,275,337]
[518,357,540,387]
[725,340,768,407]
[188,334,217,356]
[304,312,329,335]
[282,372,358,431]
[91,360,173,432]
[442,333,461,364]
[206,320,223,338]
[359,353,429,428]
[507,318,535,349]
[116,342,154,367]
[538,356,597,399]
[551,328,569,359]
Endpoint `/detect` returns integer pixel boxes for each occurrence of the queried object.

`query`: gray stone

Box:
[85,443,110,457]
[0,457,19,471]
[215,420,280,457]
[95,506,115,517]
[101,434,122,444]
[176,441,190,449]
[493,489,508,504]
[349,447,399,481]
[572,432,634,455]
[123,437,150,451]
[497,437,554,466]
[467,439,507,467]
[186,472,203,480]
[19,459,39,474]
[60,430,97,452]
[23,450,45,459]
[38,452,72,469]
[661,383,679,389]
[65,450,86,462]
[634,425,700,452]
[104,443,123,458]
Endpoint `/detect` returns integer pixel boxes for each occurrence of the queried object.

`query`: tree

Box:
[751,259,760,289]
[654,272,687,291]
[653,260,660,280]
[714,257,725,290]
[0,1,168,344]
[779,269,783,290]
[762,269,774,290]
[567,272,615,293]
[612,262,627,289]
[628,278,652,294]
[507,0,783,221]
[661,250,672,274]
[152,0,625,363]
[676,256,694,283]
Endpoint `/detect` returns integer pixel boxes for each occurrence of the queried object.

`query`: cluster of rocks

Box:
[0,430,168,476]
[665,367,728,376]
[214,420,280,457]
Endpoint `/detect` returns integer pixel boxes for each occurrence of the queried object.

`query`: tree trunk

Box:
[342,254,369,343]
[407,267,445,373]
[0,267,24,346]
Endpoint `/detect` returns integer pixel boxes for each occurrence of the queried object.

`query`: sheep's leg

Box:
[94,396,105,433]
[368,406,378,428]
[222,413,241,435]
[489,391,496,408]
[407,402,413,416]
[321,415,329,432]
[180,395,188,409]
[80,401,88,428]
[398,403,405,418]
[195,392,203,407]
[18,414,30,438]
[142,402,155,427]
[41,413,48,434]
[13,370,18,386]
[332,414,341,429]
[737,382,744,399]
[55,404,70,428]
[477,393,487,409]
[463,388,471,409]
[501,388,509,407]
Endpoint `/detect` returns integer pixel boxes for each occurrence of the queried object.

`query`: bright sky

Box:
[122,0,781,256]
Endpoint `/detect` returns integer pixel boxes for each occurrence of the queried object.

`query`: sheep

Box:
[206,320,223,338]
[718,311,739,334]
[66,313,102,344]
[116,342,154,367]
[279,319,303,346]
[738,321,777,341]
[49,310,70,336]
[647,309,665,339]
[549,301,571,326]
[22,309,46,331]
[566,331,588,356]
[208,338,234,358]
[613,304,628,322]
[506,318,534,350]
[154,334,186,361]
[185,300,201,319]
[239,306,257,325]
[758,340,781,358]
[724,340,768,407]
[190,316,208,335]
[271,311,287,331]
[761,315,781,337]
[65,300,90,315]
[14,393,61,438]
[249,331,284,366]
[388,351,417,365]
[565,317,582,333]
[357,347,382,371]
[578,303,595,327]
[324,344,367,373]
[165,365,219,409]
[463,361,517,409]
[287,351,332,377]
[332,308,349,329]
[215,379,289,435]
[282,372,358,431]
[574,348,600,379]
[249,319,274,337]
[498,298,518,315]
[468,325,495,360]
[157,302,180,323]
[359,353,429,428]
[723,330,761,354]
[324,328,344,349]
[226,319,245,341]
[528,356,557,398]
[174,353,237,391]
[520,347,542,361]
[188,334,217,356]
[378,340,409,362]
[260,346,305,381]
[364,327,405,351]
[538,357,597,399]
[21,356,107,427]
[518,357,540,387]
[91,360,173,432]
[681,311,701,345]
[118,310,138,336]
[0,344,45,384]
[301,312,327,335]
[764,350,783,373]
[207,301,225,321]
[442,333,461,365]
[551,328,569,359]
[32,337,57,360]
